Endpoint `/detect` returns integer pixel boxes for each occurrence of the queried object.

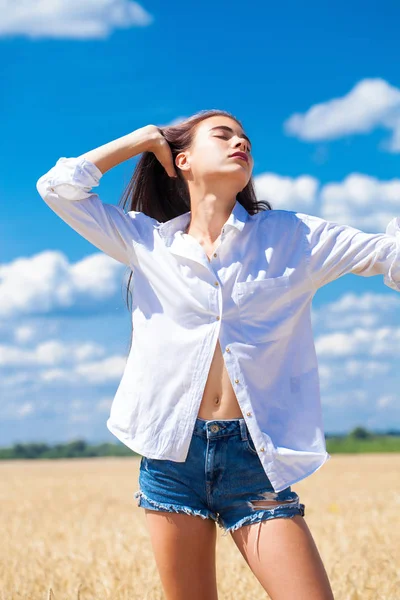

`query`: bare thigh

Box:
[230,510,334,600]
[144,509,219,600]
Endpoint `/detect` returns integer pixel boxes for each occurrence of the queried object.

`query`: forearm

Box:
[78,126,154,175]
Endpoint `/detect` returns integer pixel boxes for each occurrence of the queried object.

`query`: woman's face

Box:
[178,115,254,191]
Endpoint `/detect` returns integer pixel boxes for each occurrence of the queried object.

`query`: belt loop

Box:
[239,418,248,441]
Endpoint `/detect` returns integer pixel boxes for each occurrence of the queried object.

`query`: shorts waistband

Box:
[193,417,250,440]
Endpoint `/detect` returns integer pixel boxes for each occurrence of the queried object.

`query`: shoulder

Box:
[254,208,300,229]
[254,210,331,247]
[262,210,334,232]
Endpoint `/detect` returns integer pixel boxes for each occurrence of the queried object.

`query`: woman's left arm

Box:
[295,212,400,292]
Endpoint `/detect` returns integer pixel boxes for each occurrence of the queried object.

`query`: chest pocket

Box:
[234,275,295,344]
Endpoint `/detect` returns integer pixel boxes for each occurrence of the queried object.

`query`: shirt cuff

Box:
[48,156,104,202]
[383,216,400,291]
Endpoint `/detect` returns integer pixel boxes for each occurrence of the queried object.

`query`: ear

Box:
[175,151,191,172]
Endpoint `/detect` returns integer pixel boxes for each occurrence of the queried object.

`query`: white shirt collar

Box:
[158,199,249,240]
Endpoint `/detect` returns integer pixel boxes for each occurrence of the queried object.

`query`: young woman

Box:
[36,109,399,600]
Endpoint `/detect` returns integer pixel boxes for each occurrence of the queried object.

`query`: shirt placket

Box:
[208,230,268,458]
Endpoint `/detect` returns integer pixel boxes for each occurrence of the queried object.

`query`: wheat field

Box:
[1,453,399,600]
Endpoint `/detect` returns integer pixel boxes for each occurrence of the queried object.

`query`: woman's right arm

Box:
[77,125,176,176]
[36,125,177,266]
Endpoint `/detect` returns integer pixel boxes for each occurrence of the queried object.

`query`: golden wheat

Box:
[0,453,399,599]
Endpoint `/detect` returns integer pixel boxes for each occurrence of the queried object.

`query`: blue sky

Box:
[1,0,400,445]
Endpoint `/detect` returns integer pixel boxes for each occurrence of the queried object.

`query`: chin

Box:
[225,165,249,178]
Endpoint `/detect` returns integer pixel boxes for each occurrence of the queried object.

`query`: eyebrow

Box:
[209,125,252,147]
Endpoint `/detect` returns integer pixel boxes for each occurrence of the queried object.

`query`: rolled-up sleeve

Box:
[36,156,141,266]
[296,212,400,292]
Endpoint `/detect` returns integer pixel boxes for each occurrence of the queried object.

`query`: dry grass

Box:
[0,453,399,599]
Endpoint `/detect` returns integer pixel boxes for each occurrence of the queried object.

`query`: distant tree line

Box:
[327,426,400,439]
[0,427,399,459]
[0,440,136,460]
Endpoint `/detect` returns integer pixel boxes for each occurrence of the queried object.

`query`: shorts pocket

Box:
[244,433,259,455]
[234,275,294,344]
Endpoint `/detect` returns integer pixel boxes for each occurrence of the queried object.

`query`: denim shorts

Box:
[134,417,305,537]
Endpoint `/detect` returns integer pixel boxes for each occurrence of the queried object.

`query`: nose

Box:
[234,137,250,153]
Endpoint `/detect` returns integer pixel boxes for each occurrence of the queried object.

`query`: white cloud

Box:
[305,291,399,398]
[0,340,105,366]
[284,78,400,153]
[320,173,400,230]
[0,0,153,40]
[254,169,399,232]
[254,172,319,212]
[75,355,126,383]
[38,355,126,384]
[341,359,390,377]
[38,368,68,383]
[68,413,91,423]
[311,291,399,330]
[0,250,126,319]
[0,343,126,388]
[70,253,126,298]
[16,402,35,418]
[323,388,368,408]
[13,325,37,343]
[3,319,60,346]
[315,327,400,357]
[318,356,392,392]
[376,394,396,409]
[96,396,113,412]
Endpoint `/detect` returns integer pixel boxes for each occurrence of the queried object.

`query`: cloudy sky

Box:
[1,0,400,446]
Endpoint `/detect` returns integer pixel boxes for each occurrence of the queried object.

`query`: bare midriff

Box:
[188,233,244,420]
[196,339,244,419]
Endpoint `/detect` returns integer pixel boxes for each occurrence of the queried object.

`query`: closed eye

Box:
[215,134,251,153]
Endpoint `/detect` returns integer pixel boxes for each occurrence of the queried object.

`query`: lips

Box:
[229,152,249,163]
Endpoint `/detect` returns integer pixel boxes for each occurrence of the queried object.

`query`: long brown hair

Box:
[118,109,272,346]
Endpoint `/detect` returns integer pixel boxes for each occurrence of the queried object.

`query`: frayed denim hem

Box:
[220,505,304,537]
[134,489,220,523]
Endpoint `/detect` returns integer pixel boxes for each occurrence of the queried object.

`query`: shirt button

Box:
[213,253,217,258]
[216,316,220,321]
[260,447,265,452]
[50,187,55,192]
[226,347,231,353]
[234,379,239,384]
[246,411,252,416]
[214,281,219,286]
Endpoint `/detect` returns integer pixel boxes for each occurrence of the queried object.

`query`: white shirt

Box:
[36,156,400,492]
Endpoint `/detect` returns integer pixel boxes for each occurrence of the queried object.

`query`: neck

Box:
[185,199,236,242]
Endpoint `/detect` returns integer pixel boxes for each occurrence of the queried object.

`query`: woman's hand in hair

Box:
[144,125,179,179]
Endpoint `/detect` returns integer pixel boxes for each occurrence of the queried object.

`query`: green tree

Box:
[350,426,372,439]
